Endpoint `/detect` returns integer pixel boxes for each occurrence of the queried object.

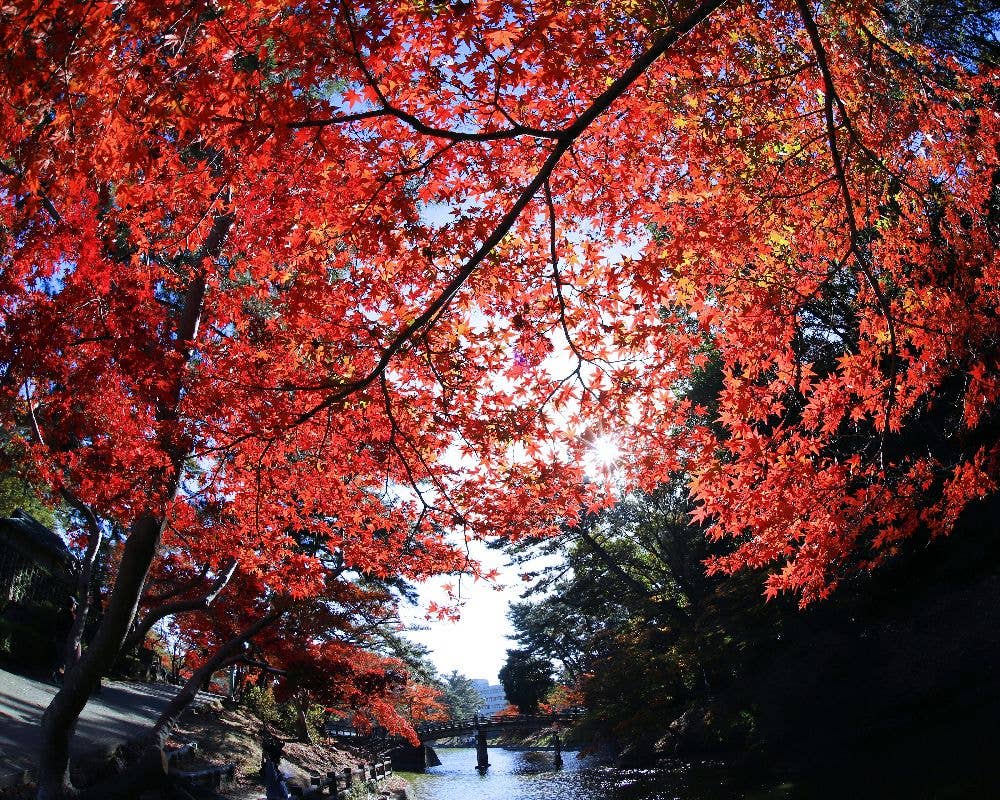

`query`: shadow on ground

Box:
[0,669,188,781]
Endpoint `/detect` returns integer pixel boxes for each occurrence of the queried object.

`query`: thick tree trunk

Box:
[36,514,164,800]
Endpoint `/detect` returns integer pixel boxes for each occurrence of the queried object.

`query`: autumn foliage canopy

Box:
[0,0,997,757]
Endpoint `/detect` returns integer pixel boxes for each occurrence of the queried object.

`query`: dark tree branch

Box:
[288,107,562,142]
[60,489,104,671]
[142,564,210,605]
[122,559,239,655]
[796,0,900,461]
[149,609,284,746]
[291,0,729,428]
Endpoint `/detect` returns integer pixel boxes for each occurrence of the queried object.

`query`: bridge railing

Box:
[325,708,585,741]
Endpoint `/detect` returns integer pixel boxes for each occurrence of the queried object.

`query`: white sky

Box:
[401,538,519,684]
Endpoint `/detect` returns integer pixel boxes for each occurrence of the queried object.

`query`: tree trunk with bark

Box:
[36,513,165,799]
[34,211,231,799]
[295,696,313,744]
[121,560,238,656]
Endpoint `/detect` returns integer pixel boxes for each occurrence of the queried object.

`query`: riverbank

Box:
[140,702,412,799]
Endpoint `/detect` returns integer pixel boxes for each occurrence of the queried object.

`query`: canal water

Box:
[404,747,789,800]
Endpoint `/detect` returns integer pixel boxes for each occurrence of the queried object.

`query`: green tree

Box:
[499,650,554,714]
[439,671,484,721]
[0,439,58,529]
[506,479,776,755]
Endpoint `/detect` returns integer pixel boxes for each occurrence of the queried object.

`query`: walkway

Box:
[0,668,199,785]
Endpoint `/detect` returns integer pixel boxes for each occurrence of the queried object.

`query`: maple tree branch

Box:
[380,378,434,514]
[540,180,605,412]
[162,179,235,254]
[143,565,210,604]
[0,160,64,225]
[123,559,239,655]
[289,107,562,142]
[419,333,456,406]
[796,0,899,458]
[379,373,465,524]
[390,139,462,180]
[329,6,564,144]
[717,62,815,90]
[804,43,923,197]
[239,657,287,677]
[22,380,48,449]
[59,488,105,670]
[292,0,729,428]
[148,608,284,746]
[544,180,588,367]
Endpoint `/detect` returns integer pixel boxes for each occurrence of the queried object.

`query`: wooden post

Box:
[343,766,353,788]
[475,724,489,771]
[553,731,563,769]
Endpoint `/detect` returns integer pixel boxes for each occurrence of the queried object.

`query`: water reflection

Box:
[405,747,769,800]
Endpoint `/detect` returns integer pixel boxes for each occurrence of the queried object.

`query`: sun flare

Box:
[584,434,621,476]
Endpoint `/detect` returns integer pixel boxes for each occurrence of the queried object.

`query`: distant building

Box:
[471,678,508,716]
